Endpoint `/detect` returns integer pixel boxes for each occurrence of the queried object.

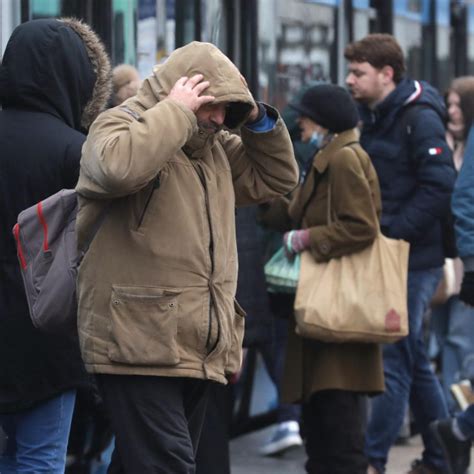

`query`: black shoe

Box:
[408,458,444,473]
[430,419,471,474]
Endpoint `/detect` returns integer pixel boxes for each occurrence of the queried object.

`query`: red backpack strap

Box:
[13,223,27,269]
[36,201,49,251]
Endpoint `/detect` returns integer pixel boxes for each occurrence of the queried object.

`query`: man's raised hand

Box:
[168,74,215,112]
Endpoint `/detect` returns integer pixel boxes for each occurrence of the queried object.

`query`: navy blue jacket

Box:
[452,126,474,271]
[359,78,456,270]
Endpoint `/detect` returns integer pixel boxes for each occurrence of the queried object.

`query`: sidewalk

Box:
[229,350,474,473]
[230,426,474,474]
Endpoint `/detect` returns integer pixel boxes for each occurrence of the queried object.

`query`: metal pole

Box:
[337,0,346,86]
[21,0,30,22]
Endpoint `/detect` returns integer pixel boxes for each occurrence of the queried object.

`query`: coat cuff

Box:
[308,226,332,261]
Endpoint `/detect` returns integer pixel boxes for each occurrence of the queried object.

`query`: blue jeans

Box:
[430,296,474,413]
[0,390,76,473]
[366,268,449,472]
[457,404,474,439]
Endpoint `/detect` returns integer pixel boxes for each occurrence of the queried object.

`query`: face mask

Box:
[309,131,325,148]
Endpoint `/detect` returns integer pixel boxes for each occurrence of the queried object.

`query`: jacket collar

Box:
[313,128,359,174]
[182,128,218,159]
[290,128,360,226]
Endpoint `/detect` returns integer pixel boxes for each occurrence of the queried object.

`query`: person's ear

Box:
[380,65,394,85]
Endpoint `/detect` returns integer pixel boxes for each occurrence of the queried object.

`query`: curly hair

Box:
[344,34,406,84]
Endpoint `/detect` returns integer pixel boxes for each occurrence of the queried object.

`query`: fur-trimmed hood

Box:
[0,18,111,131]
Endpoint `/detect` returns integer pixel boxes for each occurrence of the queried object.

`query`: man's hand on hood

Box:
[246,102,260,123]
[238,74,259,123]
[167,74,215,113]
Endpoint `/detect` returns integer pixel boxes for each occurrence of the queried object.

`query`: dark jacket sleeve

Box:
[257,196,293,233]
[62,136,84,189]
[389,107,455,241]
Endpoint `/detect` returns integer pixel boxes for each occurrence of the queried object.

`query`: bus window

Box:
[30,0,61,18]
[435,0,451,92]
[137,0,158,77]
[352,0,371,40]
[393,0,424,82]
[201,0,227,53]
[112,0,137,65]
[1,1,21,55]
[175,0,200,47]
[468,5,474,75]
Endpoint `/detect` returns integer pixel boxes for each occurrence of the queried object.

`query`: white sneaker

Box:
[259,421,303,456]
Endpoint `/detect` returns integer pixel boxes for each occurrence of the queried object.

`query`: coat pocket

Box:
[225,299,246,376]
[107,285,181,366]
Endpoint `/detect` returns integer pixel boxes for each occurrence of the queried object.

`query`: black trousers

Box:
[303,389,368,474]
[195,383,232,474]
[97,374,211,474]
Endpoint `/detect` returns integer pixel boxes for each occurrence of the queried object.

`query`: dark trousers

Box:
[97,374,211,474]
[303,390,368,474]
[260,293,301,423]
[195,384,232,474]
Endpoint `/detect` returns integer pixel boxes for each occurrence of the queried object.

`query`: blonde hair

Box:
[111,64,141,106]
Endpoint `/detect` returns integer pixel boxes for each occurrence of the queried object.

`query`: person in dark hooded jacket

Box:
[0,18,110,473]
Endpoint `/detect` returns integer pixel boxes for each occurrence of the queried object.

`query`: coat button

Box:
[320,242,330,254]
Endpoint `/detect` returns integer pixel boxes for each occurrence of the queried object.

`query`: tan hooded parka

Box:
[75,42,298,384]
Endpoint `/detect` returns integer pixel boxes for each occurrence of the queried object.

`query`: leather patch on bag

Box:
[385,309,401,332]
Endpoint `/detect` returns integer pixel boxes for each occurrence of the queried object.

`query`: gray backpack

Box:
[13,189,104,332]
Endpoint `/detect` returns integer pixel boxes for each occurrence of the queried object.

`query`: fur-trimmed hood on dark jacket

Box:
[0,17,111,131]
[0,18,111,413]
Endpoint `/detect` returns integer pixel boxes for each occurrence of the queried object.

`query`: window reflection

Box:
[258,0,336,111]
[201,0,227,52]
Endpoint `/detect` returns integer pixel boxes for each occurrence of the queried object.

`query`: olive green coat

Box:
[264,129,385,402]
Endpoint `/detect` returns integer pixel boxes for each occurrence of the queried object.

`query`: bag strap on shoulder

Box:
[325,143,379,225]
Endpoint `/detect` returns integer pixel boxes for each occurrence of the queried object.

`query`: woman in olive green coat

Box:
[261,84,384,473]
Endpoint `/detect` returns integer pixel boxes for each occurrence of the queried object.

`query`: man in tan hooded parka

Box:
[75,41,298,472]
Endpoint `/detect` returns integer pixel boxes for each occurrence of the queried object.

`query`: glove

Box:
[283,229,311,256]
[459,272,474,307]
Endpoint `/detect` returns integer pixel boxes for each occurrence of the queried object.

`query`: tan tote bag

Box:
[294,186,410,344]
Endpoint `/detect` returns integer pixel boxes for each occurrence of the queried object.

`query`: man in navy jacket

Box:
[345,34,455,474]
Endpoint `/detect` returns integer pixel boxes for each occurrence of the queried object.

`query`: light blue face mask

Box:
[309,131,325,148]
